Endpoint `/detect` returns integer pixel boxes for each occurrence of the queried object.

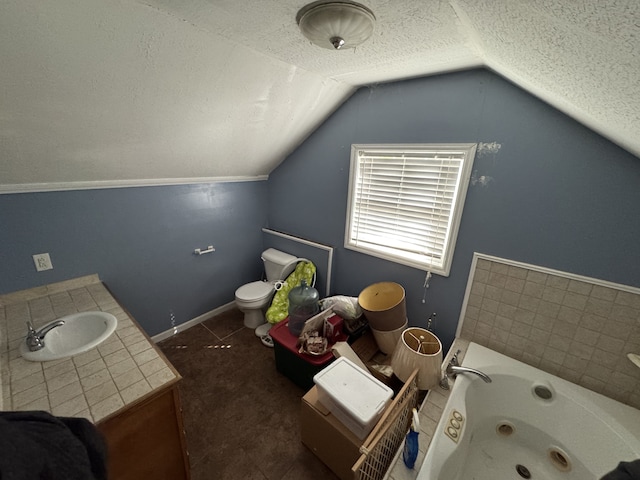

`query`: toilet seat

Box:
[235,281,274,302]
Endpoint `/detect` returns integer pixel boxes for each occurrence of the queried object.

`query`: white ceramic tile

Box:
[507,265,528,280]
[478,309,496,326]
[113,367,145,390]
[140,358,165,377]
[591,285,618,302]
[76,358,107,379]
[473,268,489,284]
[615,291,640,309]
[546,275,569,290]
[103,349,131,367]
[9,357,43,378]
[591,348,619,369]
[72,348,102,367]
[510,321,531,338]
[567,279,593,296]
[11,370,45,394]
[15,395,51,411]
[12,382,48,408]
[120,379,152,404]
[126,339,151,356]
[46,369,80,393]
[568,340,594,361]
[43,359,75,381]
[53,303,78,317]
[91,393,124,422]
[551,321,578,339]
[108,357,137,378]
[133,348,159,367]
[49,380,83,408]
[121,331,146,347]
[146,368,176,390]
[514,309,536,325]
[610,304,639,325]
[476,258,491,270]
[585,297,613,317]
[598,335,625,354]
[518,295,540,313]
[52,394,89,417]
[526,270,547,285]
[85,379,118,407]
[116,325,138,340]
[542,286,565,305]
[484,285,502,301]
[79,368,112,391]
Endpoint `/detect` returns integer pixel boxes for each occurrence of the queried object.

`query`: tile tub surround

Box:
[0,275,177,422]
[458,254,640,408]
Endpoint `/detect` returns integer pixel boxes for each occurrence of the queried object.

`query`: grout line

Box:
[199,322,224,342]
[218,326,247,342]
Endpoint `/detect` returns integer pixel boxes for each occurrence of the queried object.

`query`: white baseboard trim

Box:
[151,301,237,343]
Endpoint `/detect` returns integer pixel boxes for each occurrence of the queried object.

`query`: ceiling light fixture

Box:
[296,1,376,50]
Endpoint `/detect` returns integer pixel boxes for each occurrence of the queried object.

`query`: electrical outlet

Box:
[33,253,53,272]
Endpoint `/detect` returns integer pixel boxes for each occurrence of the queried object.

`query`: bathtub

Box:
[417,342,640,480]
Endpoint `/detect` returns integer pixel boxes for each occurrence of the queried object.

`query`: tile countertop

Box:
[384,338,470,480]
[0,275,179,423]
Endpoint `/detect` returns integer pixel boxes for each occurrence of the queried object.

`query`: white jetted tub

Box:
[417,342,640,480]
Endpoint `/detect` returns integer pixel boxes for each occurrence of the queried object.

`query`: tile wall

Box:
[458,255,640,409]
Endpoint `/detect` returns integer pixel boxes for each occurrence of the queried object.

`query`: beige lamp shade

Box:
[358,282,406,331]
[391,328,442,390]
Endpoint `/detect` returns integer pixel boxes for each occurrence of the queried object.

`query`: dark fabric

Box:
[0,410,108,480]
[602,460,640,480]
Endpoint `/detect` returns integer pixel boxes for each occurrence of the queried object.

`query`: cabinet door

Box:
[98,385,189,480]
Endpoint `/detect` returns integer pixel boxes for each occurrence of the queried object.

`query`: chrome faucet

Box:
[25,320,65,352]
[439,349,492,390]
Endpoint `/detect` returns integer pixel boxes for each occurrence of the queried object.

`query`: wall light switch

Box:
[33,253,53,272]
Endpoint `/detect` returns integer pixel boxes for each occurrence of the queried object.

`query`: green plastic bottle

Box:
[287,279,319,336]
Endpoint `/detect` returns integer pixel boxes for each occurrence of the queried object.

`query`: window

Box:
[345,144,477,276]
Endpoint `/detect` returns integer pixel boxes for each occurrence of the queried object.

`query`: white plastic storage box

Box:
[313,357,393,439]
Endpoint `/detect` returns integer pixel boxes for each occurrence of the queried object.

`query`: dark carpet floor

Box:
[158,308,339,480]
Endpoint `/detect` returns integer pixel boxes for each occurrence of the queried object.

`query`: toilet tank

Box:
[261,248,298,282]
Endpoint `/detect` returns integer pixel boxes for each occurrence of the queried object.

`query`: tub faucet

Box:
[25,320,65,352]
[439,350,492,390]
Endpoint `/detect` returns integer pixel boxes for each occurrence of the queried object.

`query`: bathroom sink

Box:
[20,311,118,362]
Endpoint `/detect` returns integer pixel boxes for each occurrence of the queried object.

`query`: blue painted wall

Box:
[3,69,639,348]
[267,69,640,351]
[0,182,268,336]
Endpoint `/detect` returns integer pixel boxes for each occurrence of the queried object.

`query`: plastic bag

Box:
[319,295,362,320]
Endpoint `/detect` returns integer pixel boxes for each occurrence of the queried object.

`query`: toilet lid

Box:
[235,281,274,302]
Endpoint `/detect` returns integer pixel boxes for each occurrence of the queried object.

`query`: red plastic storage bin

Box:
[270,315,346,390]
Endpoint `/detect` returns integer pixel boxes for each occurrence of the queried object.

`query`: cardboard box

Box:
[301,386,362,480]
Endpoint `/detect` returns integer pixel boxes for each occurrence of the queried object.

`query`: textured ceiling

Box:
[0,0,638,191]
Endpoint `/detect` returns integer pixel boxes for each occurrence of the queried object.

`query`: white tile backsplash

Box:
[459,254,640,408]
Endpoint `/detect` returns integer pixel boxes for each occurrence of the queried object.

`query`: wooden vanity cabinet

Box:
[97,383,190,480]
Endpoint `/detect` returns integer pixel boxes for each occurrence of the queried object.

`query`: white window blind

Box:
[345,144,477,276]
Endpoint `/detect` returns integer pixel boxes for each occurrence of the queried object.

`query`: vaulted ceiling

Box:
[1,0,638,192]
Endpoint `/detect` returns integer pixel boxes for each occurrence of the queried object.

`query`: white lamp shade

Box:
[297,1,376,50]
[391,328,443,390]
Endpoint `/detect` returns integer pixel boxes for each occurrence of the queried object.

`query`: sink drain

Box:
[516,464,531,479]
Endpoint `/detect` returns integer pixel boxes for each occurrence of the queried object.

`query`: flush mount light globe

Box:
[297,1,376,50]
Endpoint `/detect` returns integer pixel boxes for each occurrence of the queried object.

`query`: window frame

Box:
[344,143,477,276]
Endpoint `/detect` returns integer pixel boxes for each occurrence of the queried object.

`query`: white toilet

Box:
[235,248,298,329]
